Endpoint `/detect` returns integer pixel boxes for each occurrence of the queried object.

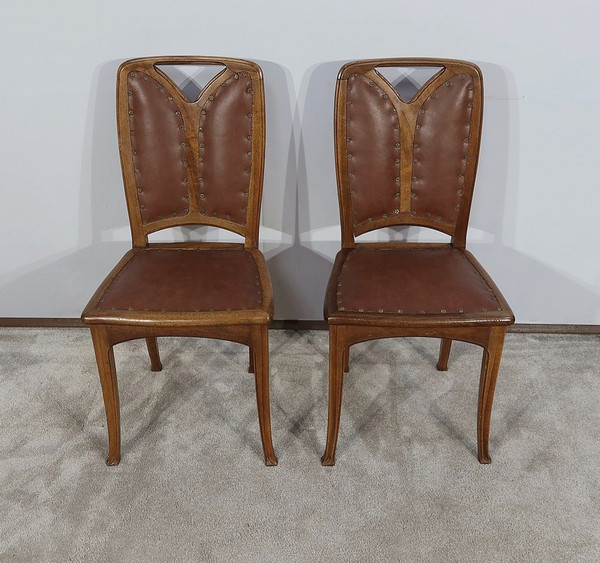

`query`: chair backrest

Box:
[117,56,266,248]
[334,58,483,249]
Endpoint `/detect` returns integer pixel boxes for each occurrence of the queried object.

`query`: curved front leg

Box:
[251,325,277,466]
[90,326,121,466]
[477,327,506,464]
[321,325,345,466]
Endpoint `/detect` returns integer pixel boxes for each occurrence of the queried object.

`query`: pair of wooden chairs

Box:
[82,57,513,467]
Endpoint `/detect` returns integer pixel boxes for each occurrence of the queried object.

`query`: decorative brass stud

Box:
[128,109,133,115]
[137,188,143,193]
[378,309,384,313]
[394,209,400,214]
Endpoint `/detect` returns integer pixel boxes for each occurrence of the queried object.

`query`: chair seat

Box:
[83,246,272,325]
[325,245,513,325]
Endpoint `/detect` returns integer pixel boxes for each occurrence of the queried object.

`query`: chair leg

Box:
[248,347,255,374]
[251,325,277,466]
[477,327,506,464]
[90,326,121,466]
[145,337,163,372]
[342,347,350,374]
[321,325,345,466]
[436,338,452,371]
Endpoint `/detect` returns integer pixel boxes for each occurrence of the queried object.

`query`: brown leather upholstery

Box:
[93,248,267,315]
[325,246,508,318]
[82,57,276,467]
[322,59,514,466]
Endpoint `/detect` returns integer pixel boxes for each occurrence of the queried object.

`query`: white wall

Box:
[1,0,599,323]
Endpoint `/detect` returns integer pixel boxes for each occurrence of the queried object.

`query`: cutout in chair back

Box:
[339,60,482,242]
[375,66,443,103]
[119,58,263,243]
[156,64,226,102]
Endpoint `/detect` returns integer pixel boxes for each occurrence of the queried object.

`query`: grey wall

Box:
[1,0,599,323]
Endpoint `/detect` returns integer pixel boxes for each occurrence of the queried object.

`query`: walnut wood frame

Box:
[82,57,276,466]
[322,58,515,466]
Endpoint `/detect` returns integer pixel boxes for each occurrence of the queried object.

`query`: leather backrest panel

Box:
[198,74,253,225]
[117,57,265,246]
[336,59,482,243]
[411,75,474,225]
[346,74,401,225]
[128,72,190,224]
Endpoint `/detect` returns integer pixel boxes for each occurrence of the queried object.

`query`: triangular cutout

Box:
[375,66,444,103]
[155,64,226,102]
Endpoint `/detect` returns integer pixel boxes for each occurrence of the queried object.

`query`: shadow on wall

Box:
[0,60,130,317]
[263,60,345,320]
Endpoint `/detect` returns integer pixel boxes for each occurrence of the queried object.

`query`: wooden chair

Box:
[322,58,514,466]
[82,56,277,466]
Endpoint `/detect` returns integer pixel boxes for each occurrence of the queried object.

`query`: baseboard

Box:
[0,318,598,334]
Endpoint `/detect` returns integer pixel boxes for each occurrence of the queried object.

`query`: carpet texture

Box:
[0,328,599,561]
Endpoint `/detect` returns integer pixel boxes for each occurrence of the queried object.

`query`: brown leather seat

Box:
[82,56,277,466]
[321,59,514,466]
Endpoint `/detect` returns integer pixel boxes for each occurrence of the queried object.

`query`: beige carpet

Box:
[0,328,599,561]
